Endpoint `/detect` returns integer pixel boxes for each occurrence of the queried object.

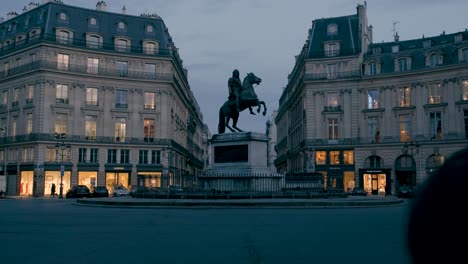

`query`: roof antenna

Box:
[392,21,399,38]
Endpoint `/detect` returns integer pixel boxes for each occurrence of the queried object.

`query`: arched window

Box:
[59,12,67,21]
[117,22,126,30]
[87,35,100,49]
[429,53,443,67]
[146,25,154,33]
[115,38,129,52]
[89,17,97,26]
[143,41,157,55]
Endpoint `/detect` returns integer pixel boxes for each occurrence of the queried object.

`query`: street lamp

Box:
[55,134,71,199]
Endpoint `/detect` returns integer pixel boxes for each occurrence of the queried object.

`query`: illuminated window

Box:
[144,119,155,139]
[56,84,68,104]
[343,151,354,164]
[85,115,97,140]
[57,53,69,70]
[315,151,326,165]
[144,92,155,109]
[462,80,468,100]
[428,83,442,104]
[114,118,126,142]
[55,113,67,135]
[330,151,340,165]
[86,87,98,106]
[399,114,411,142]
[26,84,34,103]
[327,92,338,107]
[398,86,411,107]
[26,113,33,134]
[368,90,380,109]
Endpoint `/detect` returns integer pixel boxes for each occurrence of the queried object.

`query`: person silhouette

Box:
[51,183,56,198]
[407,147,468,264]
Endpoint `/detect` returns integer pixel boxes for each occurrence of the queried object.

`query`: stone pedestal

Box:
[200,132,283,192]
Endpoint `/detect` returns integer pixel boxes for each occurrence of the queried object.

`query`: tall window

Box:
[116,90,127,108]
[114,118,126,142]
[107,149,117,163]
[428,83,442,104]
[85,115,97,140]
[78,148,87,163]
[120,149,130,163]
[12,118,17,137]
[429,54,443,67]
[343,151,354,164]
[399,114,411,142]
[325,43,339,57]
[462,80,468,101]
[1,90,7,107]
[12,88,19,107]
[327,64,337,79]
[368,116,380,141]
[368,62,376,75]
[57,53,69,70]
[26,113,33,134]
[87,35,99,49]
[144,42,156,55]
[328,118,338,142]
[398,58,408,72]
[398,86,411,107]
[315,151,326,165]
[144,92,155,109]
[151,150,161,164]
[87,57,99,74]
[55,113,68,135]
[144,63,156,78]
[86,87,98,106]
[116,39,128,52]
[26,84,33,104]
[327,92,338,107]
[368,90,380,109]
[329,151,340,165]
[90,148,98,163]
[430,112,442,140]
[57,30,70,44]
[56,84,69,104]
[139,150,148,164]
[144,119,155,139]
[3,62,9,77]
[116,61,128,76]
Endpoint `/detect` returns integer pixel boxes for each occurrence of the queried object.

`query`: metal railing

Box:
[304,70,361,81]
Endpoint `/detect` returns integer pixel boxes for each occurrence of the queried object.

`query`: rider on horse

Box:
[228,69,242,113]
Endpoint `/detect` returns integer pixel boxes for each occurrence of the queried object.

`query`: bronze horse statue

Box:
[218,72,267,134]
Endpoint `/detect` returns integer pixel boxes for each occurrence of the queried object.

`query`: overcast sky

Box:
[2,0,468,135]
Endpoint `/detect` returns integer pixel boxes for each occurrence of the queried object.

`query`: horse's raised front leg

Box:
[260,101,267,116]
[249,106,256,115]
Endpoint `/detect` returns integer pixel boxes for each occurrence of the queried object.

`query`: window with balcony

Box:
[315,151,326,165]
[144,63,156,78]
[327,64,337,79]
[330,151,340,165]
[11,118,17,137]
[398,58,408,72]
[26,84,33,104]
[85,115,97,140]
[116,60,128,77]
[120,149,130,163]
[56,84,68,104]
[144,92,155,110]
[114,118,126,142]
[87,35,99,49]
[116,90,127,108]
[151,150,161,164]
[12,88,19,107]
[143,41,157,55]
[57,30,71,44]
[368,90,380,109]
[90,148,98,163]
[26,113,32,134]
[86,87,98,106]
[144,119,155,141]
[463,80,468,101]
[57,53,69,70]
[139,150,148,164]
[399,114,411,142]
[55,113,68,136]
[78,148,87,163]
[328,118,339,142]
[115,38,128,52]
[429,53,443,67]
[398,86,411,107]
[368,116,380,142]
[428,83,442,104]
[343,150,354,164]
[325,43,339,57]
[430,112,442,140]
[87,57,99,74]
[107,149,117,163]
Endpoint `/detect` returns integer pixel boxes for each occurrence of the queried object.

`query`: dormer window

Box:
[398,58,408,72]
[454,34,463,43]
[392,45,399,53]
[325,42,339,57]
[423,40,431,48]
[56,29,72,44]
[146,25,154,33]
[429,53,443,67]
[89,17,97,26]
[327,23,338,36]
[372,47,381,55]
[117,22,126,30]
[115,38,130,52]
[59,12,67,21]
[368,62,377,75]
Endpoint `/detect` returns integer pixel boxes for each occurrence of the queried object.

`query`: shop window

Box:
[315,151,326,165]
[343,151,354,164]
[20,171,34,196]
[329,151,340,165]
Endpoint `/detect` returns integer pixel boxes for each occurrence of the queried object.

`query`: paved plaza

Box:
[0,198,412,264]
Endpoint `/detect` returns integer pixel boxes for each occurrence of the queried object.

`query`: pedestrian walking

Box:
[51,183,56,198]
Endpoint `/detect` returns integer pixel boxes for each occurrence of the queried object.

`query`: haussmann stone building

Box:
[275,3,468,195]
[0,0,209,197]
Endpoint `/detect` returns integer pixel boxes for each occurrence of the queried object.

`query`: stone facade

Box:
[0,1,208,196]
[275,3,468,195]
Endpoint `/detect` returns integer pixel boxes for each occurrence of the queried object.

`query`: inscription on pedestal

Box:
[214,145,248,163]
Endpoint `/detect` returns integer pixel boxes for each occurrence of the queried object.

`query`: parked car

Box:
[66,185,91,198]
[128,186,147,197]
[91,186,109,198]
[112,186,129,197]
[349,188,367,196]
[397,185,415,198]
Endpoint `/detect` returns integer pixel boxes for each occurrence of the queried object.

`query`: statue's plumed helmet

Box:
[233,69,239,78]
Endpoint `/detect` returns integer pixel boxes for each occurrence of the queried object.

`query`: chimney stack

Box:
[394,32,400,42]
[6,11,19,20]
[96,1,107,11]
[122,5,127,14]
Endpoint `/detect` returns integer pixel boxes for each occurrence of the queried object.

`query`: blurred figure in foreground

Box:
[407,147,468,264]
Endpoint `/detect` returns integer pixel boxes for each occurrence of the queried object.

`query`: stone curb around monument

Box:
[74,198,405,208]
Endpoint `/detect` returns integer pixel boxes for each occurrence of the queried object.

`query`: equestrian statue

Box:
[218,69,267,134]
